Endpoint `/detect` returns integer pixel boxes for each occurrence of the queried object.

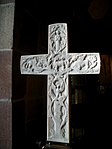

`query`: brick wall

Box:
[0,0,15,148]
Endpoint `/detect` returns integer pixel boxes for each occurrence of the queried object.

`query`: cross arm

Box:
[68,53,101,74]
[20,54,51,75]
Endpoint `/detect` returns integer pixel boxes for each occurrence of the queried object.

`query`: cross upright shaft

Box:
[20,23,100,143]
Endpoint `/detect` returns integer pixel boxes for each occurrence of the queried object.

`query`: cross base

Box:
[43,142,71,149]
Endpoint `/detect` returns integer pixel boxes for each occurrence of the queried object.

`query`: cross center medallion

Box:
[20,23,100,143]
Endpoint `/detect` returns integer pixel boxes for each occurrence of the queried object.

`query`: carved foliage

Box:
[20,23,100,143]
[47,23,69,142]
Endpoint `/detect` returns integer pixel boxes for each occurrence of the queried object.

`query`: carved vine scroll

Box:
[20,23,100,143]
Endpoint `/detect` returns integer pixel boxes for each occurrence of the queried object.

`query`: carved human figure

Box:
[20,23,100,143]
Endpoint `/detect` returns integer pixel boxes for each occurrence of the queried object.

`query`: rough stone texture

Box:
[0,2,14,148]
[0,2,15,49]
[0,102,12,149]
[0,0,14,4]
[0,50,12,100]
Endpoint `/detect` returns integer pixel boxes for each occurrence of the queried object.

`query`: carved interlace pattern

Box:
[20,23,100,143]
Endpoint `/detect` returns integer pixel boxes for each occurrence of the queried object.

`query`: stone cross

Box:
[20,23,100,144]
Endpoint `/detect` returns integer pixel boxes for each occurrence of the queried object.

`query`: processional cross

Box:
[20,23,100,143]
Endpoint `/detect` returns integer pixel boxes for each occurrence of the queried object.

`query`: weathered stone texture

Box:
[0,2,15,49]
[0,0,14,4]
[0,102,12,149]
[0,1,14,149]
[0,50,12,99]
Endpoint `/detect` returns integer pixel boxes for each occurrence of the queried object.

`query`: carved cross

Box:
[20,23,100,143]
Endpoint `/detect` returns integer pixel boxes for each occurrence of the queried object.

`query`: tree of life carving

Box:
[20,23,100,143]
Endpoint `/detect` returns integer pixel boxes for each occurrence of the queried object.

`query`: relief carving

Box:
[20,23,100,143]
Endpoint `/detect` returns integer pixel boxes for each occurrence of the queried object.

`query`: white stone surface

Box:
[20,23,101,143]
